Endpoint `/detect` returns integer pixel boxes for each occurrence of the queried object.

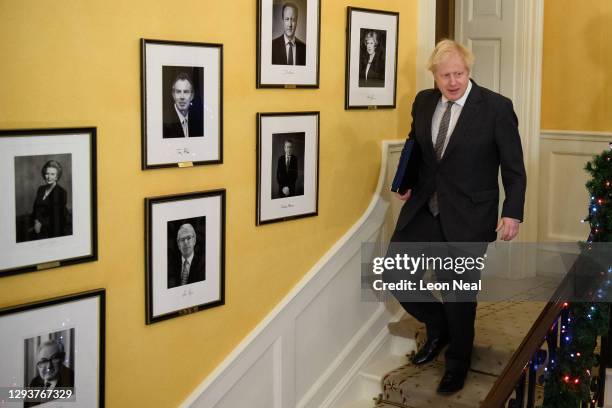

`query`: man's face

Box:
[172,79,194,112]
[44,167,59,185]
[282,6,297,39]
[177,228,195,258]
[36,344,62,382]
[433,52,470,101]
[284,142,293,155]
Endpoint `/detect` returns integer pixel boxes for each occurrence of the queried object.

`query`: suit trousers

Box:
[384,205,479,374]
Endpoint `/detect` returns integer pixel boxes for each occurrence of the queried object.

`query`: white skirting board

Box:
[181,141,406,408]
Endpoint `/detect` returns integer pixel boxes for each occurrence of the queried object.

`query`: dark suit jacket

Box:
[359,50,385,87]
[271,35,306,66]
[276,155,298,197]
[167,249,206,289]
[394,80,526,242]
[31,184,68,239]
[24,365,74,407]
[163,104,204,138]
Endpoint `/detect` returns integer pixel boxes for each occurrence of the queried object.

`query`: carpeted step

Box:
[378,360,497,408]
[387,301,545,376]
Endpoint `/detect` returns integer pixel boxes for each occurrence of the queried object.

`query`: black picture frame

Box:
[141,38,223,169]
[0,289,106,407]
[145,189,225,324]
[345,7,399,109]
[256,112,319,225]
[256,0,321,88]
[0,127,97,277]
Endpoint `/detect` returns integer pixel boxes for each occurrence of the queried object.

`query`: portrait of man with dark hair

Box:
[162,68,204,138]
[271,2,306,66]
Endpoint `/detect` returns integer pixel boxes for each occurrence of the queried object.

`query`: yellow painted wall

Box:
[542,0,612,131]
[0,0,417,406]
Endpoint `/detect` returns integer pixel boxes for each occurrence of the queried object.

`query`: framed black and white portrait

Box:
[145,190,225,324]
[257,112,319,225]
[345,7,399,109]
[141,39,223,169]
[0,289,105,407]
[257,0,321,88]
[0,128,97,277]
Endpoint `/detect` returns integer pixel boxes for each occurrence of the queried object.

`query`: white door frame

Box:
[415,0,544,244]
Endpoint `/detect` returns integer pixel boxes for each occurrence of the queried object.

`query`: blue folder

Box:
[391,139,414,192]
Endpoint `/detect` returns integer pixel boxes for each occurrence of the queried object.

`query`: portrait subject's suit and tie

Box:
[385,39,526,396]
[276,154,298,197]
[162,104,204,139]
[271,35,306,66]
[167,248,206,289]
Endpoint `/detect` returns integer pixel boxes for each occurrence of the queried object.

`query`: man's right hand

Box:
[395,189,412,201]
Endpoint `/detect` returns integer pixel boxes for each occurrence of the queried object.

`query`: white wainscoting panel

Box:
[182,141,405,408]
[537,130,612,276]
[538,131,612,243]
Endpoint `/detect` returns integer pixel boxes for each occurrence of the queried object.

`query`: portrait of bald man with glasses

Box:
[24,339,74,407]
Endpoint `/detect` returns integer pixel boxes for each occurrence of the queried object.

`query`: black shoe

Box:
[411,336,449,365]
[436,370,466,395]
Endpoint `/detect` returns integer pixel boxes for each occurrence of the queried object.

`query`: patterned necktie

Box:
[428,101,454,216]
[181,259,190,285]
[287,42,294,65]
[181,118,189,137]
[433,101,454,159]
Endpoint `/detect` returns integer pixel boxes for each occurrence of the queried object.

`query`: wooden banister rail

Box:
[483,255,601,407]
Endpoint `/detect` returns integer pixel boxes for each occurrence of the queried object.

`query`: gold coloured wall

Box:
[0,0,418,406]
[542,0,612,131]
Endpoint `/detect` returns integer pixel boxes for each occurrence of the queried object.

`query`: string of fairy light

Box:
[538,143,612,407]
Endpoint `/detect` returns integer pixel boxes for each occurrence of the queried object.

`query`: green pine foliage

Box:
[539,146,612,407]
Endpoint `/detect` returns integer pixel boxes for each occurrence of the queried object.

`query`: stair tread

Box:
[339,398,378,408]
[362,353,411,379]
[378,300,545,406]
[380,360,497,408]
[391,300,545,376]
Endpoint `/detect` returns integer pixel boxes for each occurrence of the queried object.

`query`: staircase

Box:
[337,282,557,408]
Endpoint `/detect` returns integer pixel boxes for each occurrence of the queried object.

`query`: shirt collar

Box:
[284,35,296,45]
[441,79,472,107]
[174,104,189,122]
[182,252,194,265]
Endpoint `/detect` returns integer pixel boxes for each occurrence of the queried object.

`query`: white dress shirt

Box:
[174,105,190,137]
[431,79,473,157]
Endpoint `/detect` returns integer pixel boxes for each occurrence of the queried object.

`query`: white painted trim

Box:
[416,0,436,91]
[181,141,404,408]
[514,0,543,244]
[541,129,612,141]
[297,304,387,408]
[319,307,405,408]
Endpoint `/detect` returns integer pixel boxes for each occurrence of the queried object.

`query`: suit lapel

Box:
[441,80,483,161]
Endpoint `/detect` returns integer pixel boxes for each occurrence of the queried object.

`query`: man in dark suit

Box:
[385,40,526,394]
[276,140,299,197]
[271,2,306,66]
[163,73,204,138]
[168,223,206,288]
[25,340,74,407]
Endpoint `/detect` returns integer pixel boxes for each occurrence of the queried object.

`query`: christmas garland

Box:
[540,144,612,407]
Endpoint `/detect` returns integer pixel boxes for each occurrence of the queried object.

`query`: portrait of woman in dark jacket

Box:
[359,30,386,87]
[30,160,69,240]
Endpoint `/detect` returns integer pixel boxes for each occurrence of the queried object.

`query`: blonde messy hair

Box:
[427,39,474,73]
